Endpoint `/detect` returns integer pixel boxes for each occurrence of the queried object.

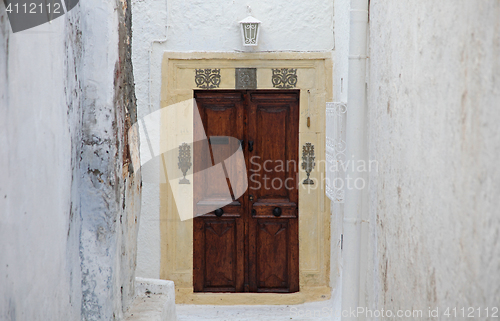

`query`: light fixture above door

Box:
[239,15,261,46]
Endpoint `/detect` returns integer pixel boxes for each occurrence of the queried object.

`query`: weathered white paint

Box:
[0,0,141,319]
[0,16,76,321]
[131,0,335,280]
[125,278,177,321]
[365,0,500,316]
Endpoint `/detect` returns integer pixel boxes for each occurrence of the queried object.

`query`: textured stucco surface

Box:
[330,0,350,300]
[0,0,141,320]
[131,0,335,280]
[164,0,334,52]
[125,278,177,321]
[0,10,75,321]
[365,0,500,315]
[131,0,167,279]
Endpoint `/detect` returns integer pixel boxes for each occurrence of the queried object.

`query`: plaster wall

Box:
[131,0,335,280]
[366,0,500,315]
[330,0,350,299]
[0,1,140,320]
[333,0,350,103]
[0,10,76,321]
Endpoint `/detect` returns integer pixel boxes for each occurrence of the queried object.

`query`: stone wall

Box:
[0,0,141,320]
[366,0,500,315]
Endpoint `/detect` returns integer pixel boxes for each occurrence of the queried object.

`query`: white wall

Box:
[330,0,350,299]
[132,0,335,279]
[0,0,141,319]
[0,13,77,321]
[365,0,500,314]
[333,0,350,103]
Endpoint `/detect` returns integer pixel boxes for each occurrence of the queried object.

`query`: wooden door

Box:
[193,91,246,293]
[246,91,299,293]
[193,90,299,293]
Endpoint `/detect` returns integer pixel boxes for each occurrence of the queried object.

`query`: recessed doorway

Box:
[193,90,300,293]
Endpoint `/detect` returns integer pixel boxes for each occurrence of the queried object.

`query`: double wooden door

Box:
[193,90,299,293]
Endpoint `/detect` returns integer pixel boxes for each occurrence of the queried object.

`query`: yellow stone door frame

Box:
[159,52,333,304]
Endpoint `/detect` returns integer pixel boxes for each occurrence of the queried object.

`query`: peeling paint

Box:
[0,0,140,320]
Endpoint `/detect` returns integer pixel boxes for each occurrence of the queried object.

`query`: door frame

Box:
[159,52,333,305]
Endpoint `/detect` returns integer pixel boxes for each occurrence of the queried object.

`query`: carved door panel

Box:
[246,91,299,293]
[193,90,299,293]
[193,91,246,293]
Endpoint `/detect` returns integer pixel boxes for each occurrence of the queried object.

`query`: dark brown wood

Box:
[193,90,299,293]
[193,91,246,293]
[247,90,299,293]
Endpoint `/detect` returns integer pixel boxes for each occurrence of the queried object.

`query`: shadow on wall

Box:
[129,98,248,221]
[3,0,79,32]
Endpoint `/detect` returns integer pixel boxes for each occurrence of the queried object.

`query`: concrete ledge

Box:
[125,278,177,321]
[135,277,176,296]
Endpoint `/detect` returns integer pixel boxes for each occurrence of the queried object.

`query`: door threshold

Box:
[175,286,331,305]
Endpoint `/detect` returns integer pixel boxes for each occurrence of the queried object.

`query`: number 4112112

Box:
[443,307,498,318]
[6,2,62,14]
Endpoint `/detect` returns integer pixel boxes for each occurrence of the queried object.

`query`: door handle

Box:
[248,141,254,152]
[272,207,282,217]
[214,208,224,217]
